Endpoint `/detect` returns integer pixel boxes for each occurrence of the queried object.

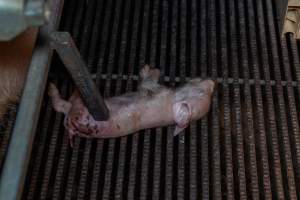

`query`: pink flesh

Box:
[62,89,175,140]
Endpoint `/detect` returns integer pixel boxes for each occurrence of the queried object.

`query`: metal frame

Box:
[50,31,109,120]
[0,0,64,199]
[0,0,50,41]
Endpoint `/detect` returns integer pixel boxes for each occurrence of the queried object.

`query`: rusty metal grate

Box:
[21,0,300,199]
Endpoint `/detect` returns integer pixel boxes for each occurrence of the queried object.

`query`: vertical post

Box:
[0,1,64,200]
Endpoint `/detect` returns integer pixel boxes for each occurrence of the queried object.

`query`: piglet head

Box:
[172,79,216,136]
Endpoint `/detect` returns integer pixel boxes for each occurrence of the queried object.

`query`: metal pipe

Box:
[0,0,64,199]
[50,31,109,121]
[0,0,50,41]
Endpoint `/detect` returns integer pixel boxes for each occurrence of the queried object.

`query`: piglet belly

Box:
[101,103,174,137]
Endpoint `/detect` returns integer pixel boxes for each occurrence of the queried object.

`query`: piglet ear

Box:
[173,126,186,136]
[173,102,191,136]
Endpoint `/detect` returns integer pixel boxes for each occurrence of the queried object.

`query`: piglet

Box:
[48,65,216,144]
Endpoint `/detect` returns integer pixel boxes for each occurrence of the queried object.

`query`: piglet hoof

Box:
[68,131,76,148]
[48,82,59,97]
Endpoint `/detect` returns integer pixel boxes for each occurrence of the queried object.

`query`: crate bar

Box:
[0,0,64,199]
[50,31,109,121]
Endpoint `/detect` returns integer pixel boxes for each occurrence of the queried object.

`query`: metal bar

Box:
[86,0,107,72]
[139,130,151,200]
[101,139,117,199]
[228,0,247,198]
[94,0,116,84]
[71,0,86,45]
[264,0,298,198]
[0,107,17,173]
[152,130,162,199]
[246,0,273,198]
[113,136,127,199]
[78,0,98,62]
[133,133,145,199]
[0,0,64,199]
[51,131,70,200]
[274,0,288,36]
[126,134,138,200]
[208,0,222,198]
[0,0,49,41]
[89,140,105,199]
[23,92,56,199]
[236,0,260,198]
[199,0,209,198]
[91,73,300,86]
[64,138,80,200]
[189,0,198,197]
[282,34,300,199]
[219,0,235,198]
[254,0,285,198]
[287,33,300,138]
[39,103,64,199]
[76,139,92,200]
[50,31,109,121]
[286,33,300,197]
[177,0,187,197]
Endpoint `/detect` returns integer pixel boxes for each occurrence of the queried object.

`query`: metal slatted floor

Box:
[16,0,300,199]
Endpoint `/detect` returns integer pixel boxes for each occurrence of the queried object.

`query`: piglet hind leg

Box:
[48,83,72,115]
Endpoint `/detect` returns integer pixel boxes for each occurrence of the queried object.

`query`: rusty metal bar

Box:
[50,31,109,121]
[255,0,286,198]
[245,0,272,197]
[236,0,261,198]
[228,0,248,198]
[218,0,235,198]
[264,0,298,198]
[274,0,288,35]
[282,33,300,199]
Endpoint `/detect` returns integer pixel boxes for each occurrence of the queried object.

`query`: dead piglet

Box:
[48,65,216,142]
